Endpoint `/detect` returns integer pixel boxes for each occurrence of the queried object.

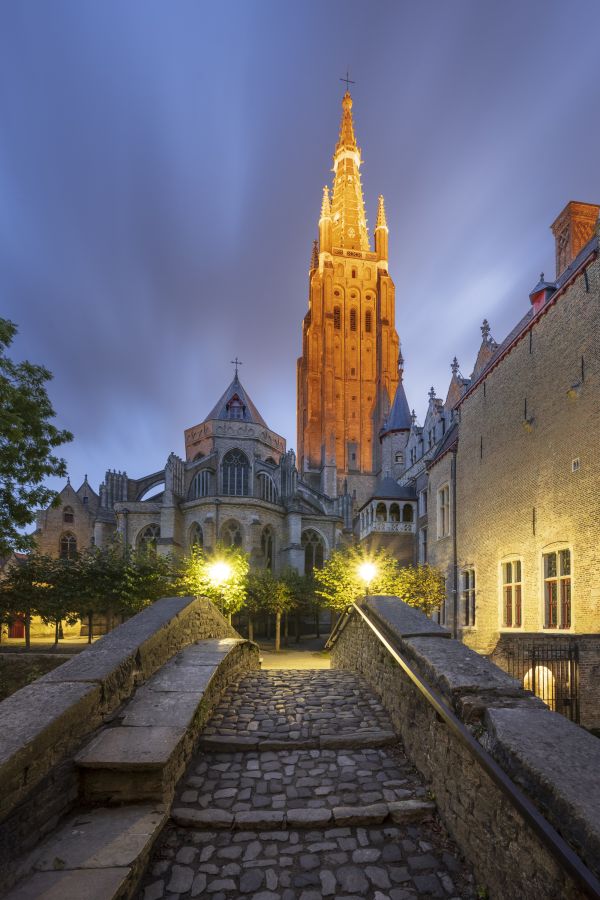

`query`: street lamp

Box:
[208,560,231,587]
[358,561,377,600]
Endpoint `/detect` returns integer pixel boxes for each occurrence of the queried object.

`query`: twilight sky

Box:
[2,1,600,498]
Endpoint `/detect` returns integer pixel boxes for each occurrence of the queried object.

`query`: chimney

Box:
[551,201,599,279]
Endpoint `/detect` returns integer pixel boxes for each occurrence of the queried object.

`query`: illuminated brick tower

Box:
[297,91,400,506]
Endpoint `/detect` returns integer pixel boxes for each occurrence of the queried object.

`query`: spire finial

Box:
[336,84,358,152]
[67,474,70,485]
[376,194,388,230]
[230,357,243,379]
[398,347,404,374]
[411,409,417,425]
[310,239,319,270]
[481,319,491,341]
[340,70,355,93]
[320,185,331,219]
[428,386,436,402]
[451,357,459,376]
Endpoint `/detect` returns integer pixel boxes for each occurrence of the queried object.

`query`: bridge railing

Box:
[327,596,600,900]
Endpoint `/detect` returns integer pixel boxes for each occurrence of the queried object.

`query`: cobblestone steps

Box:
[138,669,476,899]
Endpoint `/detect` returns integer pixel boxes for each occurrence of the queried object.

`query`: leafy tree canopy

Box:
[0,319,72,556]
[178,542,249,619]
[314,545,445,617]
[313,545,403,610]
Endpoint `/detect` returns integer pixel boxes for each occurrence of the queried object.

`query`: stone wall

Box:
[0,596,252,880]
[330,596,600,900]
[455,250,600,660]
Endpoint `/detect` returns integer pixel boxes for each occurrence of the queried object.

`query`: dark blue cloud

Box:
[1,0,599,496]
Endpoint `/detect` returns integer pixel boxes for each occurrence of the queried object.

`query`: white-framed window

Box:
[419,527,428,563]
[437,484,450,538]
[418,490,427,516]
[462,569,476,627]
[257,472,277,504]
[543,549,572,629]
[436,583,447,625]
[221,520,242,548]
[502,559,522,628]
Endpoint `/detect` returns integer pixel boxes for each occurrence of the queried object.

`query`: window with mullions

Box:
[190,469,212,499]
[350,308,357,331]
[63,506,74,523]
[59,532,77,559]
[261,526,274,570]
[222,449,249,496]
[365,310,372,333]
[462,569,476,626]
[222,520,242,548]
[333,306,341,329]
[258,473,277,504]
[543,550,571,629]
[437,484,450,537]
[302,529,324,575]
[138,524,159,555]
[226,395,245,420]
[502,560,522,627]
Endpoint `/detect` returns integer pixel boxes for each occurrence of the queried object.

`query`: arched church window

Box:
[226,394,246,420]
[222,449,249,496]
[63,506,74,523]
[351,268,357,279]
[190,469,212,499]
[376,502,387,522]
[189,522,203,549]
[402,504,414,523]
[261,526,274,571]
[334,307,341,330]
[138,524,160,554]
[258,473,277,504]
[222,520,242,548]
[350,309,357,331]
[302,529,325,575]
[59,532,77,560]
[389,503,400,522]
[365,311,372,333]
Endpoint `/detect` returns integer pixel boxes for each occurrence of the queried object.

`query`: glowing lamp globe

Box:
[208,560,231,586]
[358,561,377,587]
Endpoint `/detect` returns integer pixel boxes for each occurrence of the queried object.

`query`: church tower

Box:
[297,91,400,506]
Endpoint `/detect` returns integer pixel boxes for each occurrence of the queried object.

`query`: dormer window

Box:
[226,394,245,420]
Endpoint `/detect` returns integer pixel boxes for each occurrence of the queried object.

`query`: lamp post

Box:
[358,561,377,602]
[208,560,233,622]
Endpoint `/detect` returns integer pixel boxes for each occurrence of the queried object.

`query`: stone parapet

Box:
[330,596,600,900]
[0,596,248,892]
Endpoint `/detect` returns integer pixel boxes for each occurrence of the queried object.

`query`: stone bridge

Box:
[0,596,599,900]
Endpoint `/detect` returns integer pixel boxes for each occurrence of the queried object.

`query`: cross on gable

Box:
[231,357,243,378]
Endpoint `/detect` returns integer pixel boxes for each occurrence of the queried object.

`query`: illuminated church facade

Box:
[29,92,600,730]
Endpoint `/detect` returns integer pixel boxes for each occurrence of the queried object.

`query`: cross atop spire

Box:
[230,357,243,379]
[339,70,355,92]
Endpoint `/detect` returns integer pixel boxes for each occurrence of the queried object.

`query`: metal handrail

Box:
[347,601,600,900]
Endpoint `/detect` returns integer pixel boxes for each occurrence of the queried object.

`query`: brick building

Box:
[386,201,600,730]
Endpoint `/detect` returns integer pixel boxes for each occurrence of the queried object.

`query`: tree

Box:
[247,570,292,651]
[280,568,317,643]
[0,319,73,556]
[0,553,56,648]
[313,545,402,611]
[39,556,79,644]
[177,543,249,623]
[314,546,446,619]
[393,563,446,618]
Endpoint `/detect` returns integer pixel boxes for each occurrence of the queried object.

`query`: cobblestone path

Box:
[139,670,475,899]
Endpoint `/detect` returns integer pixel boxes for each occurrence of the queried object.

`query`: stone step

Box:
[198,729,397,753]
[177,747,423,816]
[3,804,165,900]
[171,799,435,831]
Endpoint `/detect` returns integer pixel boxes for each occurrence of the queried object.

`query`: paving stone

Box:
[166,864,194,893]
[337,865,370,893]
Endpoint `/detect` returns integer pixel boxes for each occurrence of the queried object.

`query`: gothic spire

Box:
[320,185,331,219]
[376,194,388,230]
[330,91,369,252]
[335,91,358,153]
